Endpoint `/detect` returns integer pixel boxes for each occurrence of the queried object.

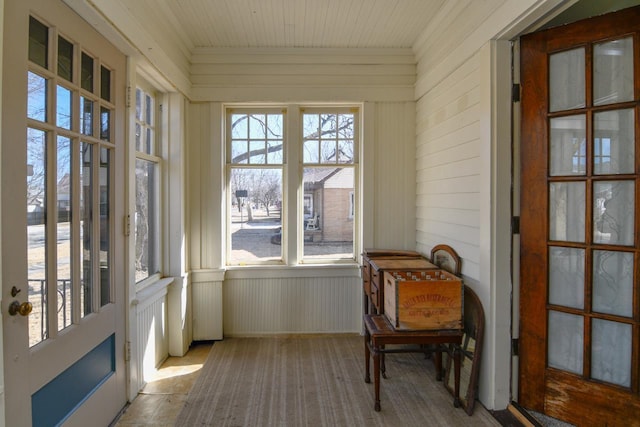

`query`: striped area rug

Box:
[175,335,499,427]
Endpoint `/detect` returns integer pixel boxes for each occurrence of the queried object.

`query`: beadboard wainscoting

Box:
[191,269,225,341]
[222,266,362,336]
[131,278,173,393]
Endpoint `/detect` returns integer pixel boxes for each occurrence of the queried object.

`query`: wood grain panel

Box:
[519,28,549,413]
[545,370,640,427]
[162,0,446,49]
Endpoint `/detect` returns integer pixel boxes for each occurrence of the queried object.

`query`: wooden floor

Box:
[112,339,528,427]
[113,342,213,426]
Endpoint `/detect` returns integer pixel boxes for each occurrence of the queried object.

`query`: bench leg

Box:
[374,348,381,411]
[435,346,443,381]
[381,346,387,379]
[364,331,371,383]
[453,347,462,408]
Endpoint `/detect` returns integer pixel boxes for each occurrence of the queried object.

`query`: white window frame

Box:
[133,78,163,289]
[225,107,286,266]
[224,104,360,267]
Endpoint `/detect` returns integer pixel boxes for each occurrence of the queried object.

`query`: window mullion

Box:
[287,105,301,265]
[46,131,59,336]
[91,142,100,311]
[71,137,81,322]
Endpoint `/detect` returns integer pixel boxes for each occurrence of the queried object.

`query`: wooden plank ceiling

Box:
[126,0,445,49]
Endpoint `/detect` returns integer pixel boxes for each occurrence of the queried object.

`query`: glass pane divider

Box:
[45,131,59,337]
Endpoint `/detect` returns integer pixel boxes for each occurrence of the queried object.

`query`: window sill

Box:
[224,263,360,280]
[132,276,174,306]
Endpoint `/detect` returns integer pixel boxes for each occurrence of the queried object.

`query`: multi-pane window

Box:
[134,85,160,282]
[27,17,115,347]
[227,110,284,264]
[301,110,356,260]
[225,107,358,265]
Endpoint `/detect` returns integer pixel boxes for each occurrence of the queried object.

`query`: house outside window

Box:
[225,106,359,265]
[301,109,357,260]
[134,84,161,282]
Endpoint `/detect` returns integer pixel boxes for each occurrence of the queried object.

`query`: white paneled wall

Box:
[415,51,482,279]
[223,274,361,336]
[372,102,417,249]
[191,270,224,340]
[189,48,416,102]
[411,0,550,411]
[132,281,170,392]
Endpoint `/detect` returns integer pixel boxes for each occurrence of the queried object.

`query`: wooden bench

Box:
[363,314,463,411]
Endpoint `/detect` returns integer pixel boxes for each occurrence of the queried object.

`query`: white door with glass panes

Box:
[1,1,126,425]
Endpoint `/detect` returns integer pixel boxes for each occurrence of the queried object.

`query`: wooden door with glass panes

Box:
[520,6,640,425]
[1,1,126,425]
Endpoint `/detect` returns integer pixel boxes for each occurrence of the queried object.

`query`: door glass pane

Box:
[100,148,111,306]
[80,97,93,135]
[594,109,634,175]
[57,36,73,82]
[550,182,585,242]
[56,85,72,130]
[592,250,633,317]
[591,319,631,387]
[550,115,586,176]
[27,128,47,347]
[100,66,111,102]
[100,107,110,141]
[593,180,634,245]
[594,37,634,106]
[548,310,583,374]
[28,72,47,122]
[81,143,93,316]
[57,136,72,331]
[28,17,48,68]
[549,48,585,112]
[81,53,93,92]
[549,247,584,309]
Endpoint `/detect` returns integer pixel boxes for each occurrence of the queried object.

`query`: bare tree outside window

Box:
[226,108,358,264]
[134,87,160,282]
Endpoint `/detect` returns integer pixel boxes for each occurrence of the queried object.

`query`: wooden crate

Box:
[383,269,463,331]
[363,255,435,313]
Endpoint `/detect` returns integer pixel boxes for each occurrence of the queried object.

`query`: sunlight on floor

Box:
[113,342,213,426]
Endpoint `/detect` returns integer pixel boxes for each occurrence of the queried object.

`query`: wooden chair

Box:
[423,245,463,374]
[444,284,485,415]
[428,244,485,415]
[430,244,462,276]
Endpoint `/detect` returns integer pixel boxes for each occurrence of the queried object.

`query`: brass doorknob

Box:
[8,301,33,316]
